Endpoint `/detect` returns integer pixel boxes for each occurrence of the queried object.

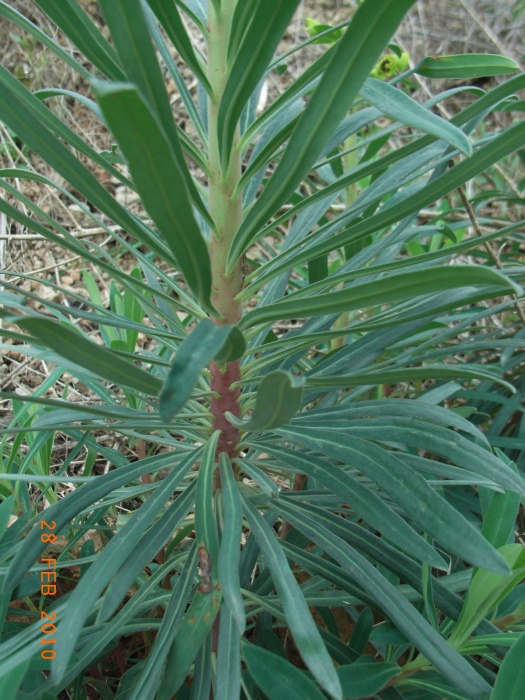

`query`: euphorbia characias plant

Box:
[0,0,524,698]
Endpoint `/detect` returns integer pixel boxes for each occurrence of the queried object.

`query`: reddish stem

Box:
[210,360,241,460]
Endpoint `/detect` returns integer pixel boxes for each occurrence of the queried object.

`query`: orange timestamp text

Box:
[40,518,59,660]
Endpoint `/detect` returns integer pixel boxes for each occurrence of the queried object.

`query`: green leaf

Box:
[250,119,525,285]
[337,657,400,698]
[304,366,516,394]
[145,0,212,93]
[274,503,492,699]
[0,68,172,265]
[0,1,90,79]
[159,320,238,422]
[218,454,245,633]
[449,544,525,648]
[158,588,221,699]
[0,496,15,544]
[490,629,525,700]
[12,316,161,396]
[240,494,342,700]
[482,452,521,549]
[241,265,520,328]
[256,444,448,570]
[216,605,242,700]
[227,370,304,432]
[416,54,519,79]
[52,451,198,681]
[228,0,418,266]
[243,644,327,700]
[276,426,511,574]
[0,658,30,700]
[213,326,246,364]
[98,483,197,622]
[98,0,211,227]
[33,0,126,80]
[360,78,472,155]
[195,431,221,565]
[2,449,198,595]
[93,81,213,310]
[218,0,302,168]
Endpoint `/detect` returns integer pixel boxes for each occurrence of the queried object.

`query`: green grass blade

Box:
[241,492,342,700]
[94,81,213,310]
[228,0,418,266]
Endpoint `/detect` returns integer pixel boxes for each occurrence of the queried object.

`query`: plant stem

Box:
[207,0,244,463]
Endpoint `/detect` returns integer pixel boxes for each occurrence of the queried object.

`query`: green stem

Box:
[207,0,244,464]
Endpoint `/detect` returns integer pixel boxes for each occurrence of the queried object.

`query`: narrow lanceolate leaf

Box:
[158,586,221,699]
[416,54,519,79]
[490,630,525,700]
[253,443,447,569]
[2,449,200,596]
[33,0,126,80]
[243,645,327,700]
[145,0,212,93]
[240,494,342,700]
[252,120,525,286]
[482,454,521,549]
[304,366,515,394]
[127,545,198,700]
[195,431,221,565]
[93,81,213,310]
[13,316,161,396]
[227,0,418,267]
[360,78,471,155]
[98,0,211,228]
[337,657,400,698]
[216,605,242,700]
[218,454,245,633]
[0,70,171,264]
[159,320,238,422]
[240,266,520,329]
[227,371,304,432]
[52,452,197,682]
[276,427,510,574]
[218,0,301,168]
[276,506,492,700]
